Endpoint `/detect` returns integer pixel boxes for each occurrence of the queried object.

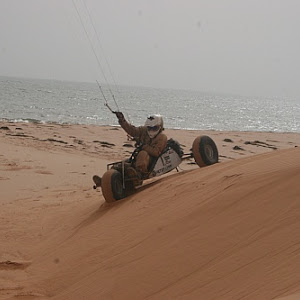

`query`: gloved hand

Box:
[115,111,125,122]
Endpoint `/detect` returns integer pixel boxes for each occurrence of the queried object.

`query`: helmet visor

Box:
[147,125,160,131]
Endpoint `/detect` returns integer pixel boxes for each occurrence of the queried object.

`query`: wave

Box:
[1,118,46,124]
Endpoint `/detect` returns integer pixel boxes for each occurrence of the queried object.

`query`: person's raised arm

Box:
[114,112,140,138]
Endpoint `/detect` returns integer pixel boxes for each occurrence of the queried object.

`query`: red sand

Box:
[0,122,300,299]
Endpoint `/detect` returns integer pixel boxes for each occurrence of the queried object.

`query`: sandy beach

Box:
[0,120,300,300]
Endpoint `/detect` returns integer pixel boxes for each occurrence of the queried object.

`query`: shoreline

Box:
[1,118,300,134]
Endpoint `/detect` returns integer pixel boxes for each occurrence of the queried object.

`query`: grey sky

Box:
[1,0,300,98]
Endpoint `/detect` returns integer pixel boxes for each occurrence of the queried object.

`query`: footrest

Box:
[92,175,102,188]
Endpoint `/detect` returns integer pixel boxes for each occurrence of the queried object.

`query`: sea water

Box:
[0,76,299,132]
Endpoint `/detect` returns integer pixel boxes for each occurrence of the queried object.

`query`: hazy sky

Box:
[1,0,300,98]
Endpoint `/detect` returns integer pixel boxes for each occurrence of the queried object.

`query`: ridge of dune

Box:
[15,147,300,300]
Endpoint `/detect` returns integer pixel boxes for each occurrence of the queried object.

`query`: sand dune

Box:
[0,122,300,299]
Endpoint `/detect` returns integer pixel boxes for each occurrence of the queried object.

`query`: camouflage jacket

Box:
[119,119,167,157]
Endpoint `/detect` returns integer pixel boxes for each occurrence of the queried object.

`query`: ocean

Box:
[0,76,299,132]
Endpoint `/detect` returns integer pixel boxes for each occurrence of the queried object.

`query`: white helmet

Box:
[144,114,164,138]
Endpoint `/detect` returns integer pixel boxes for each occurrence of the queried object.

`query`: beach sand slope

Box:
[0,122,300,299]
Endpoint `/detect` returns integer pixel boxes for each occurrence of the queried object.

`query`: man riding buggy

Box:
[93,112,168,187]
[117,112,168,176]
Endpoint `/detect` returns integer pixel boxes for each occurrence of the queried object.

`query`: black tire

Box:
[192,136,219,167]
[101,169,126,203]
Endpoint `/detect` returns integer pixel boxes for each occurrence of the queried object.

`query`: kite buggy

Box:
[68,2,218,202]
[93,112,219,203]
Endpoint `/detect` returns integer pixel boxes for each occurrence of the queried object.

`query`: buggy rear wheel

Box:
[101,169,126,203]
[192,136,218,167]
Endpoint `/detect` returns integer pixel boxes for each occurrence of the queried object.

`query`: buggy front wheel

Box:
[101,169,126,203]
